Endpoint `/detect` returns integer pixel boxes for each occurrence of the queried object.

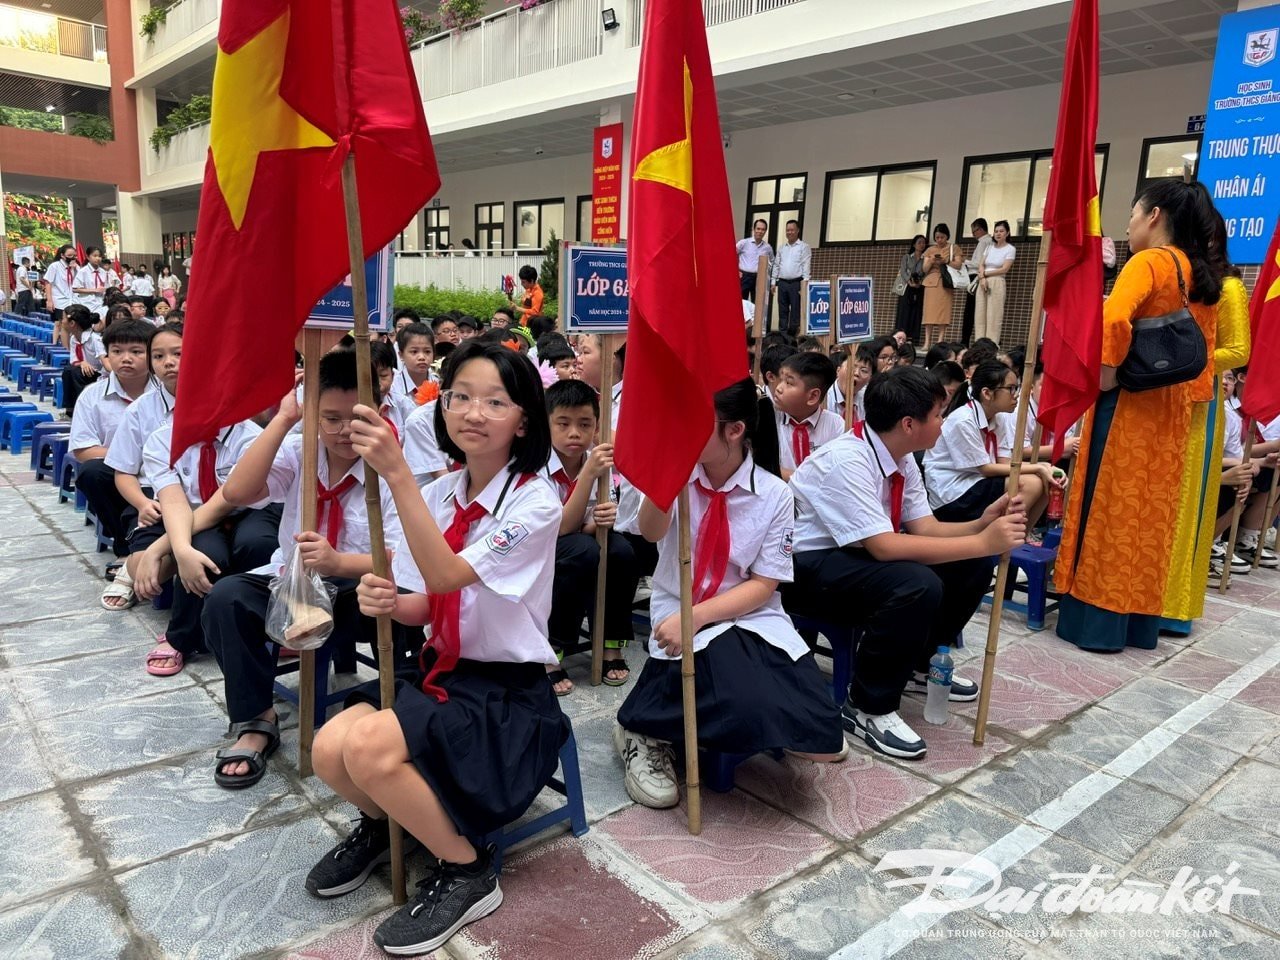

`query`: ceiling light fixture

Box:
[45,104,56,112]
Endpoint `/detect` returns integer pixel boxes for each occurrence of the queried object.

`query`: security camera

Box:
[534,146,544,156]
[722,133,732,149]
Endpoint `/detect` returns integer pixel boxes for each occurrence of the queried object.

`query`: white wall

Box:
[425,60,1213,247]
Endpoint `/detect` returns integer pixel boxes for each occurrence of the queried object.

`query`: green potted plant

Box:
[139,3,171,40]
[438,0,485,30]
[70,113,113,143]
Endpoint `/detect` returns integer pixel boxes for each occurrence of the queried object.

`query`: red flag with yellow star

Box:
[170,0,439,459]
[613,0,746,511]
[1243,218,1280,425]
[1037,0,1103,459]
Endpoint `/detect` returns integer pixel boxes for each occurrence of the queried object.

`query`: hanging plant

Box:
[149,93,212,151]
[438,0,485,31]
[69,113,113,144]
[139,4,171,40]
[506,0,550,9]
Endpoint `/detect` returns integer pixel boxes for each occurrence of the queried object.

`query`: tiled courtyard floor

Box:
[2,385,1279,958]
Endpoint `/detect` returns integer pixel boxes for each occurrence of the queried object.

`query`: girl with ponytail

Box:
[924,360,1059,524]
[1056,179,1223,653]
[613,378,843,810]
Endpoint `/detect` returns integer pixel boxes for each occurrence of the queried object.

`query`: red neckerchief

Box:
[852,421,904,532]
[691,479,731,604]
[197,441,219,503]
[317,474,359,549]
[420,471,536,701]
[789,416,812,467]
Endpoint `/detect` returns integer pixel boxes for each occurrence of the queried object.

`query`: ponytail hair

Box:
[1134,179,1223,305]
[945,360,1010,417]
[712,377,781,477]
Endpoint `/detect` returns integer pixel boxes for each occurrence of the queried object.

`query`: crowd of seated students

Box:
[38,297,1278,958]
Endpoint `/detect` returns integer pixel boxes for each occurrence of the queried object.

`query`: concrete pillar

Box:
[71,199,104,251]
[116,190,164,268]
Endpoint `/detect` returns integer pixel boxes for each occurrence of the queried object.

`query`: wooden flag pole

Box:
[1220,424,1254,593]
[973,230,1052,747]
[298,329,321,779]
[339,153,408,906]
[591,334,617,686]
[677,486,702,834]
[1254,456,1280,573]
[751,254,768,384]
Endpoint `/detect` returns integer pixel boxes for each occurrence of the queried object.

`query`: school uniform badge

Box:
[487,522,529,555]
[779,530,794,558]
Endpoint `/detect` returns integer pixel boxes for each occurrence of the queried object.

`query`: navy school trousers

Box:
[549,530,642,649]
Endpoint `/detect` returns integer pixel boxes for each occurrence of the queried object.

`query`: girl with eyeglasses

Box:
[306,339,569,955]
[924,360,1061,524]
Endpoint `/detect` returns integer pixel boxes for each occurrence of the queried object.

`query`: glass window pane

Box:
[515,204,538,248]
[963,159,1032,235]
[824,174,876,242]
[1094,151,1106,194]
[778,209,800,237]
[1025,150,1108,236]
[752,179,777,205]
[542,202,565,244]
[875,167,933,240]
[578,198,592,241]
[1145,139,1199,179]
[778,176,806,204]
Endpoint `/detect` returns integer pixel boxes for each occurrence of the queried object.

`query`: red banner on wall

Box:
[591,123,624,244]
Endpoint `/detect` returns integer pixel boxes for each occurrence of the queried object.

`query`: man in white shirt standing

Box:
[43,244,79,346]
[736,218,773,303]
[14,257,36,315]
[961,219,992,346]
[770,219,810,337]
[72,246,116,320]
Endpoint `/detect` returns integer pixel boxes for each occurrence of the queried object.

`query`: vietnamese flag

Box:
[613,0,747,510]
[170,0,439,459]
[1037,0,1103,459]
[1242,218,1280,425]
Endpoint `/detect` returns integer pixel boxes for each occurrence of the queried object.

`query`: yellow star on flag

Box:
[634,61,693,196]
[1268,247,1280,303]
[209,11,334,230]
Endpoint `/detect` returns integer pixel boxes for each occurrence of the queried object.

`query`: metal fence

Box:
[393,250,545,292]
[0,4,107,61]
[627,0,804,45]
[143,0,219,59]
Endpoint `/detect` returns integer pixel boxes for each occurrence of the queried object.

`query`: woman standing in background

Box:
[894,235,927,343]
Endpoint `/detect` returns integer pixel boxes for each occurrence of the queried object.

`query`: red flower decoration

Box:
[415,380,441,406]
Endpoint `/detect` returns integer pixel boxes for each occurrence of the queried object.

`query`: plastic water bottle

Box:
[924,646,953,725]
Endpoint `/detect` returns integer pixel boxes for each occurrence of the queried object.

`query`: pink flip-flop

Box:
[145,641,184,677]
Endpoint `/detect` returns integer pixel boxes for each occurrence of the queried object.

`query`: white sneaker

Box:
[613,723,678,809]
[841,707,927,760]
[1265,527,1277,551]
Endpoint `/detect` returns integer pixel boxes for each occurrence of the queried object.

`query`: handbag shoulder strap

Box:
[1158,246,1190,307]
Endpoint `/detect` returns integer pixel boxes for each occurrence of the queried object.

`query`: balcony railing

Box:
[147,119,210,176]
[0,3,106,61]
[627,0,805,45]
[412,0,606,101]
[143,0,218,59]
[394,250,544,292]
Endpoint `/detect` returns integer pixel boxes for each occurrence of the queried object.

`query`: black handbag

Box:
[1116,248,1206,392]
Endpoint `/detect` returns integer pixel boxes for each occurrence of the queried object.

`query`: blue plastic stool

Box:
[2,409,52,453]
[271,637,376,730]
[19,363,56,392]
[53,377,64,409]
[60,457,88,510]
[982,543,1061,631]
[5,356,36,382]
[29,421,68,466]
[0,393,26,404]
[93,514,114,552]
[791,614,859,705]
[698,747,785,793]
[32,429,70,479]
[479,728,589,871]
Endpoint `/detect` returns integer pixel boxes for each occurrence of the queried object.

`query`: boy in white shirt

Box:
[203,350,406,788]
[771,351,845,480]
[69,319,155,568]
[43,244,79,345]
[785,366,1026,761]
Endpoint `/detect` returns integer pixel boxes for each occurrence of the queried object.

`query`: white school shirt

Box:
[389,365,436,406]
[105,381,176,479]
[647,456,807,662]
[43,261,77,310]
[251,434,402,577]
[392,466,560,664]
[611,383,646,536]
[404,400,450,480]
[14,270,33,294]
[544,448,602,528]
[775,405,845,472]
[1260,417,1280,443]
[70,329,105,371]
[131,275,155,297]
[791,428,932,552]
[1223,400,1244,462]
[144,420,263,507]
[68,372,152,454]
[924,402,998,509]
[73,263,114,317]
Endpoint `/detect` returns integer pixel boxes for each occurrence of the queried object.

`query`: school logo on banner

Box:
[601,136,615,160]
[1245,28,1277,67]
[487,522,529,555]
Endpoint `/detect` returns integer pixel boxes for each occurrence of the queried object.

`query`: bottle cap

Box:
[937,645,949,654]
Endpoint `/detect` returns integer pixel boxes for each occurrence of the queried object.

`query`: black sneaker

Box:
[374,846,503,956]
[306,815,393,898]
[1236,542,1279,569]
[841,702,927,760]
[906,670,980,702]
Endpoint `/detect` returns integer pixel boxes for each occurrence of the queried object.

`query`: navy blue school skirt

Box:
[617,626,843,755]
[934,476,1008,523]
[346,658,570,839]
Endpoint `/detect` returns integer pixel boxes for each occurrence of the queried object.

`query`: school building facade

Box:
[1,0,1269,342]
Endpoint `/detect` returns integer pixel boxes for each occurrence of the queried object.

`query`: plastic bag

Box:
[266,543,339,651]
